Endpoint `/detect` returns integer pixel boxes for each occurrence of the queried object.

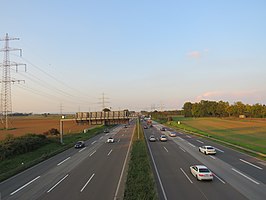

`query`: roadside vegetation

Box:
[124,119,158,200]
[0,125,108,182]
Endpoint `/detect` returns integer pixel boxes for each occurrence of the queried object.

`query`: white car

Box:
[107,137,114,143]
[190,165,213,181]
[149,135,156,142]
[160,135,167,142]
[199,146,216,155]
[169,132,177,137]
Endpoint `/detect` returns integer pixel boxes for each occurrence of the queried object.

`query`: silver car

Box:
[199,146,216,155]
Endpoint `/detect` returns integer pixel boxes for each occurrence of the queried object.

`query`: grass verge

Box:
[124,119,158,200]
[0,125,108,182]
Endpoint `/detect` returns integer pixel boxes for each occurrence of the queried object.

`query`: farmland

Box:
[168,117,266,155]
[0,115,90,141]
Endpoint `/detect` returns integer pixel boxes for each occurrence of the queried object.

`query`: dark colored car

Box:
[74,141,85,148]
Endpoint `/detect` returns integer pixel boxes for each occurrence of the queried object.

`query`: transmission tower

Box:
[98,92,110,110]
[0,33,26,129]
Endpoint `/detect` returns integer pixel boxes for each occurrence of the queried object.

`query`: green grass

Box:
[124,120,158,200]
[166,117,266,158]
[0,125,108,182]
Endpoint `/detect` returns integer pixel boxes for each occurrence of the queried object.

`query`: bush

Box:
[43,128,60,136]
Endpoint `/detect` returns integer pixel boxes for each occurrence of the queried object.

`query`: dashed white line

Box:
[186,135,192,138]
[187,142,196,148]
[180,168,193,183]
[117,139,121,143]
[209,155,216,159]
[47,174,69,193]
[105,133,109,135]
[213,173,225,184]
[177,136,184,141]
[232,168,260,185]
[89,150,96,157]
[91,141,97,145]
[79,147,86,152]
[107,149,113,156]
[10,176,40,195]
[214,147,224,153]
[196,140,204,144]
[57,157,71,166]
[240,159,263,170]
[179,146,186,152]
[80,173,95,192]
[178,132,183,134]
[163,146,169,153]
[100,136,103,140]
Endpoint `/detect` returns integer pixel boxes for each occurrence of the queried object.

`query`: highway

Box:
[144,121,266,200]
[0,123,134,200]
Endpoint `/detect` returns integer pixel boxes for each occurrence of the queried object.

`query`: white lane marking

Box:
[146,138,168,200]
[177,136,184,141]
[100,136,103,140]
[91,141,97,145]
[196,140,204,144]
[232,168,260,185]
[122,134,124,136]
[214,147,224,153]
[10,176,40,195]
[186,135,192,138]
[180,168,193,184]
[213,173,225,184]
[163,146,169,153]
[209,155,216,160]
[79,147,86,153]
[107,149,113,156]
[47,174,69,193]
[57,157,71,166]
[89,150,96,157]
[188,142,196,148]
[240,159,263,170]
[178,132,183,134]
[117,139,121,143]
[105,133,109,135]
[80,173,95,192]
[179,146,186,152]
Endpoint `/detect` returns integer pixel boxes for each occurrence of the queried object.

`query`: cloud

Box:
[187,51,201,59]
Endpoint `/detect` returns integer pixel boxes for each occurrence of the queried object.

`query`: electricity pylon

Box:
[0,33,26,129]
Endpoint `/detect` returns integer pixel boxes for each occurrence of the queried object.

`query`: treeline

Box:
[0,134,49,161]
[183,100,266,118]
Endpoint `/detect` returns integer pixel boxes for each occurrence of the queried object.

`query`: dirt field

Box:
[0,115,92,141]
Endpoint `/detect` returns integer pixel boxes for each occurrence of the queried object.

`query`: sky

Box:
[0,0,266,113]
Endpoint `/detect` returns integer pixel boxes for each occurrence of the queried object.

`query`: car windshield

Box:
[207,147,214,150]
[161,135,166,138]
[199,168,210,173]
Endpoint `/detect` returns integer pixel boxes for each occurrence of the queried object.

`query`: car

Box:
[169,132,177,137]
[104,129,109,133]
[160,127,166,131]
[74,141,85,148]
[143,125,148,129]
[160,134,167,142]
[199,146,216,155]
[190,165,213,181]
[149,135,156,142]
[107,137,115,143]
[124,125,128,128]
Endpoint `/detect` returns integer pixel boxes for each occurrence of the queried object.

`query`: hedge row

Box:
[0,134,49,161]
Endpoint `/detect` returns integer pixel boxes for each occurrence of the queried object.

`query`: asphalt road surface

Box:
[144,121,266,200]
[0,123,134,200]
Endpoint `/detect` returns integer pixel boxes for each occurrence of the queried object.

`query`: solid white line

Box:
[107,149,113,156]
[100,136,103,140]
[179,146,186,152]
[79,147,86,152]
[180,168,193,184]
[47,174,69,193]
[91,141,97,145]
[232,168,260,185]
[240,159,263,170]
[163,146,169,153]
[209,155,216,160]
[196,140,204,144]
[214,147,224,153]
[57,157,71,166]
[188,142,196,148]
[80,173,95,192]
[213,173,225,184]
[186,135,192,138]
[89,150,96,157]
[10,176,40,195]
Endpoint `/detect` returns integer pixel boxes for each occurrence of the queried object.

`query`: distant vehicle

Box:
[104,129,109,133]
[199,146,216,155]
[149,135,156,142]
[190,165,213,181]
[143,125,148,129]
[160,134,167,142]
[74,141,85,148]
[107,137,114,143]
[124,125,128,128]
[160,127,166,131]
[169,132,177,137]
